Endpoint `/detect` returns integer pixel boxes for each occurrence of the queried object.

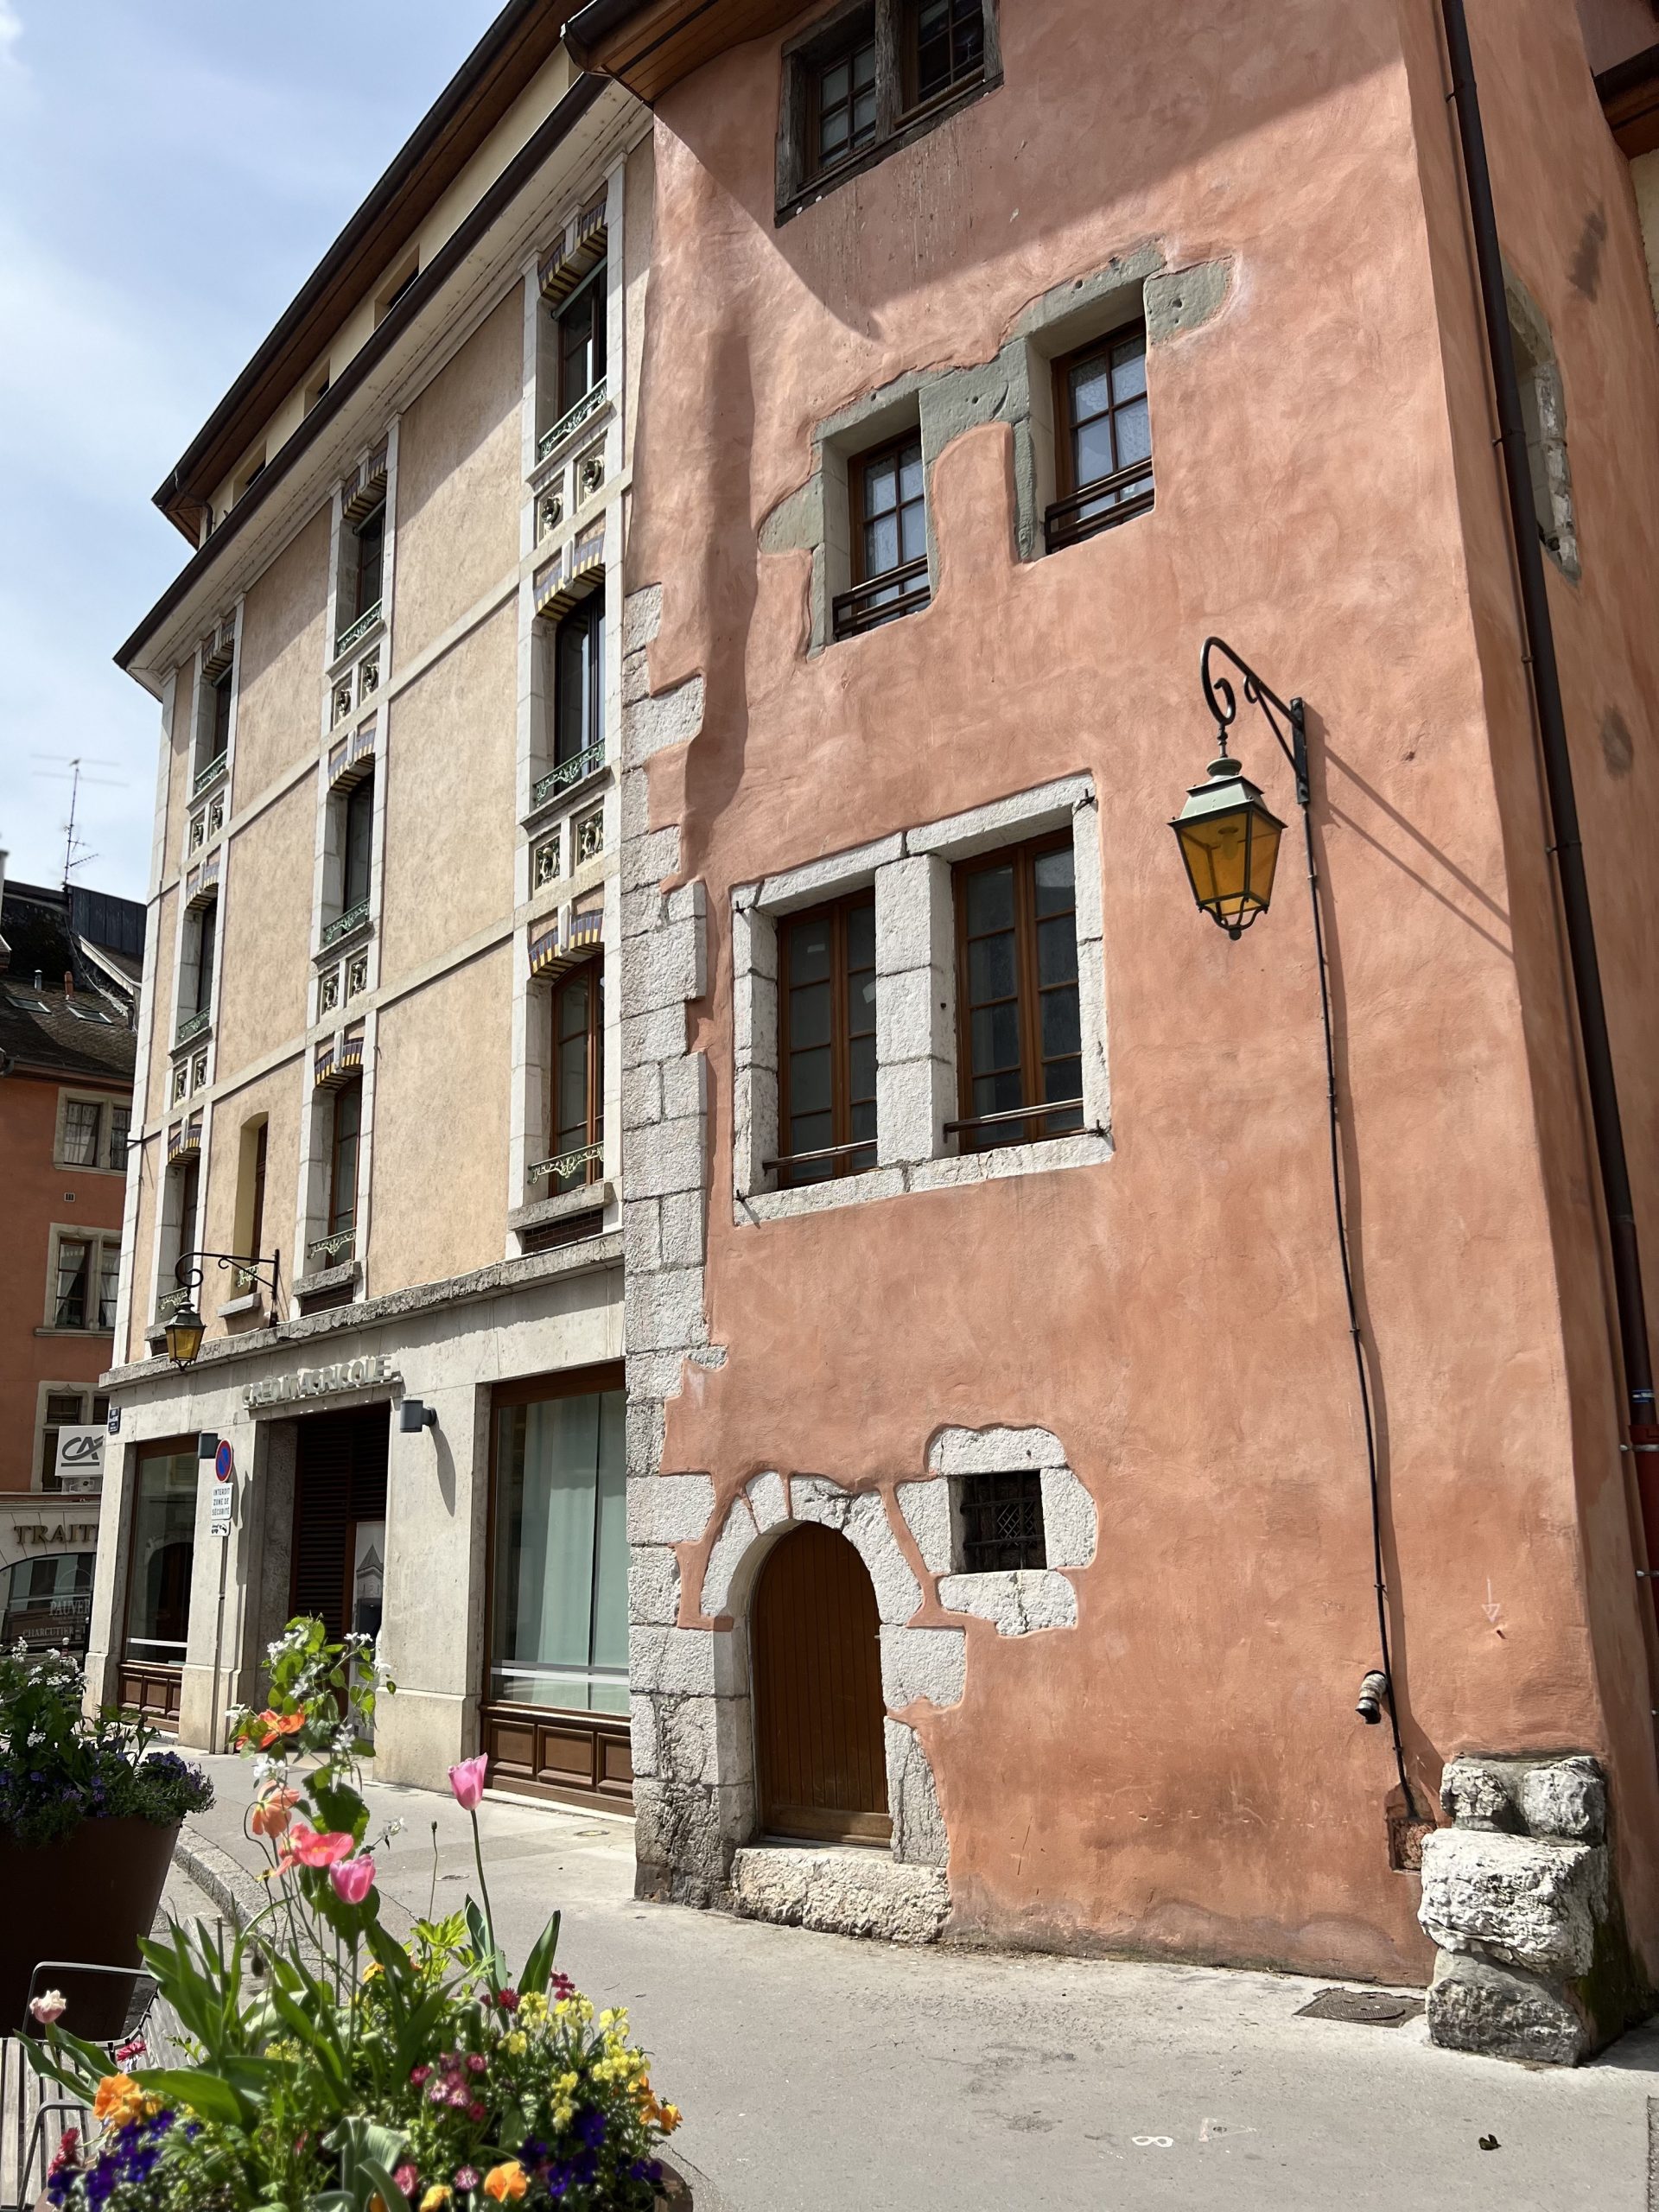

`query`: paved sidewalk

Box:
[176,1756,1656,2211]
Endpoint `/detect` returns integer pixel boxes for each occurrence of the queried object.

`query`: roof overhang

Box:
[1597,41,1659,156]
[118,71,638,694]
[154,0,570,542]
[563,0,805,101]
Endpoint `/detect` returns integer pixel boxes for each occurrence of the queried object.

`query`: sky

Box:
[0,0,505,902]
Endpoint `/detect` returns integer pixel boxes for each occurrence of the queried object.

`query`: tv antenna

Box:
[29,753,126,884]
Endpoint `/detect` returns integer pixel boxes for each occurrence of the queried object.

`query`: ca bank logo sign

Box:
[54,1427,105,1494]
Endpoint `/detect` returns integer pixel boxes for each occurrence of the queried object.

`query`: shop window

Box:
[551,588,606,777]
[3,1552,95,1652]
[51,1232,120,1332]
[549,961,604,1192]
[775,895,877,1185]
[123,1448,196,1667]
[951,833,1083,1150]
[834,432,931,639]
[337,496,387,650]
[489,1385,626,1714]
[781,0,995,213]
[1046,322,1154,554]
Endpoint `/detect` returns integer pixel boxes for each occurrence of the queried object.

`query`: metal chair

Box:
[2,1962,157,2212]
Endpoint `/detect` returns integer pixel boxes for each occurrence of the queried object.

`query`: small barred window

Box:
[958,1470,1046,1573]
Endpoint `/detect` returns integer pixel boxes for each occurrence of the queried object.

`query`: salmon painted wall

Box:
[622,0,1659,1981]
[0,1071,127,1492]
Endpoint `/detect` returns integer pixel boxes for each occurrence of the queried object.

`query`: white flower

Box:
[29,1991,67,2025]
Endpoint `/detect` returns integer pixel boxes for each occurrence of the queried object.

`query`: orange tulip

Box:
[483,2164,527,2202]
[251,1787,301,1838]
[256,1708,306,1748]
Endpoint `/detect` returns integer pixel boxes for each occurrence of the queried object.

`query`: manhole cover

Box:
[1296,1987,1425,2027]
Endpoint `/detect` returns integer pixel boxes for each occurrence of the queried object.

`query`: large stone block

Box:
[628,1266,708,1354]
[1039,1464,1097,1571]
[1520,1756,1606,1845]
[929,1424,1069,1473]
[626,1472,715,1545]
[699,1497,759,1618]
[630,674,705,761]
[873,852,950,978]
[627,1544,680,1627]
[1426,1952,1589,2067]
[938,1567,1077,1637]
[886,1719,948,1867]
[896,1477,953,1575]
[628,1624,743,1699]
[630,1691,751,1789]
[1440,1756,1521,1832]
[632,1777,747,1886]
[846,1491,924,1625]
[1418,1829,1606,1978]
[626,1115,704,1200]
[880,1624,967,1710]
[731,1846,950,1944]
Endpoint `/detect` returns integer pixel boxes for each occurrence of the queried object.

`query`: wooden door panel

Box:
[754,1522,890,1845]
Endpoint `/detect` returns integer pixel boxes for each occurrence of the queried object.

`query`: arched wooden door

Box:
[753,1522,891,1845]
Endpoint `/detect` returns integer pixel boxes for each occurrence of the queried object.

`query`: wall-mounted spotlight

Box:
[398,1398,438,1434]
[1356,1670,1390,1726]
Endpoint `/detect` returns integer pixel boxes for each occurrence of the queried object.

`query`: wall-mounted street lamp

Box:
[1167,639,1423,1830]
[164,1249,283,1370]
[1170,637,1306,938]
[398,1398,438,1434]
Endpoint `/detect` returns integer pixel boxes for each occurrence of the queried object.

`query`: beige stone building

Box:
[92,6,651,1803]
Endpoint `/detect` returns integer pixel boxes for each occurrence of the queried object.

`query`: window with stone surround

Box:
[547,958,605,1195]
[1046,323,1154,556]
[336,493,386,652]
[779,0,1000,217]
[957,1468,1046,1572]
[732,775,1109,1224]
[55,1090,127,1172]
[48,1230,121,1332]
[552,587,606,779]
[834,434,931,640]
[775,895,877,1185]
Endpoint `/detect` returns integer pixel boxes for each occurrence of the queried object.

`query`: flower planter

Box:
[0,1816,181,2040]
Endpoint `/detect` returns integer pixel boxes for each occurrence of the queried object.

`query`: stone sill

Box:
[104,1232,622,1388]
[509,1179,614,1234]
[528,395,615,486]
[325,616,385,682]
[314,917,375,967]
[296,1258,359,1298]
[218,1292,264,1320]
[736,1128,1111,1227]
[523,759,613,837]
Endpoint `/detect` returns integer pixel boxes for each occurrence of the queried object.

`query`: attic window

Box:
[7,987,48,1012]
[376,257,420,325]
[65,1001,115,1025]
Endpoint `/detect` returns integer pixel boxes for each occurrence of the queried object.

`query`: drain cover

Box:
[1296,1987,1425,2027]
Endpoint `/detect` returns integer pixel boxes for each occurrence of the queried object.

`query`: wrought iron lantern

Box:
[164,1300,207,1370]
[1172,636,1307,938]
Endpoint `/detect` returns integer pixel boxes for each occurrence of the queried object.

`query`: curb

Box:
[174,1827,267,1931]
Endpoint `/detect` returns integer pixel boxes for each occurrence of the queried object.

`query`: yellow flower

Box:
[362,1960,384,1981]
[505,2031,527,2056]
[421,2190,453,2211]
[483,2163,527,2202]
[516,1991,547,2024]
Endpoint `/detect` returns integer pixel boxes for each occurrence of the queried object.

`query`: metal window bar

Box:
[321,899,372,950]
[832,554,931,640]
[334,601,384,658]
[958,1470,1047,1573]
[191,753,227,800]
[537,376,609,464]
[943,1096,1086,1139]
[529,1140,604,1186]
[761,1137,878,1173]
[173,1008,210,1047]
[531,740,605,809]
[306,1229,357,1265]
[1044,461,1154,554]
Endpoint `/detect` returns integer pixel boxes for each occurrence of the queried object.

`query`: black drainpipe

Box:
[1439,2,1659,1506]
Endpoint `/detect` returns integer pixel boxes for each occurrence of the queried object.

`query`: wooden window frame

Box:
[327,1077,363,1238]
[950,830,1084,1152]
[899,0,987,119]
[1046,321,1155,555]
[549,957,604,1188]
[834,432,931,639]
[556,261,608,419]
[772,893,878,1187]
[779,0,999,219]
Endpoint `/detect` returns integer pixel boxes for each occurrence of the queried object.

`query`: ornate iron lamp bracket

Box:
[175,1248,283,1306]
[1200,634,1309,808]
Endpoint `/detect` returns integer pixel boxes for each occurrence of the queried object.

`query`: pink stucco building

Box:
[580,0,1659,2060]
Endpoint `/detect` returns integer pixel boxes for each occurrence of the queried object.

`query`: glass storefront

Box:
[490,1387,626,1714]
[124,1448,196,1664]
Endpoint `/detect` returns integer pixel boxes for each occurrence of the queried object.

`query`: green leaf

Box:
[310,1778,369,1843]
[135,2068,254,2132]
[519,1908,563,1994]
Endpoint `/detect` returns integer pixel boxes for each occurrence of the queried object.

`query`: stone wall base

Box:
[728,1846,950,1945]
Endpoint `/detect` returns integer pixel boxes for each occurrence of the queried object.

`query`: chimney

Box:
[64,969,75,997]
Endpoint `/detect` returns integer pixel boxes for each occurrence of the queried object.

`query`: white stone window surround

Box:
[182,602,244,861]
[308,730,389,1017]
[732,773,1109,1225]
[899,1424,1096,1637]
[295,1010,378,1300]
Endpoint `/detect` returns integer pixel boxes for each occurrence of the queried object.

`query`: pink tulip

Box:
[283,1824,356,1870]
[29,1991,67,2025]
[448,1754,488,1810]
[329,1854,376,1905]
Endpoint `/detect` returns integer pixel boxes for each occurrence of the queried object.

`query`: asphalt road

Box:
[177,1755,1656,2211]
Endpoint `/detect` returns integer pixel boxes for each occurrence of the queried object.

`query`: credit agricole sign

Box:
[244,1355,400,1410]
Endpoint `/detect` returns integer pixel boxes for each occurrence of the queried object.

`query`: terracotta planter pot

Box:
[0,1817,181,2041]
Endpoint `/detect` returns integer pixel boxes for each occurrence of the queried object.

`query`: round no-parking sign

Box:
[214,1440,234,1482]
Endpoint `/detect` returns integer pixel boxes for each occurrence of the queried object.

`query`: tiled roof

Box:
[0,981,137,1084]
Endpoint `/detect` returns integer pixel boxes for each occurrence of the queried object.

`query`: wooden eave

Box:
[152,0,565,542]
[563,0,806,102]
[1597,41,1659,158]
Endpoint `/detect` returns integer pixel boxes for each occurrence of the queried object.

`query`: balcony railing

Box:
[156,1286,189,1321]
[537,377,608,465]
[529,1141,603,1189]
[831,556,931,641]
[334,601,384,659]
[174,1007,211,1047]
[1043,461,1154,556]
[321,899,372,950]
[192,751,228,800]
[531,741,605,810]
[306,1228,357,1267]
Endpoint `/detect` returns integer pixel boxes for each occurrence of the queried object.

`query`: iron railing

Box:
[1043,461,1154,555]
[321,899,372,950]
[529,1141,603,1188]
[173,1008,210,1047]
[537,377,608,464]
[334,601,384,659]
[531,741,605,809]
[306,1229,357,1267]
[832,556,931,640]
[191,752,227,800]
